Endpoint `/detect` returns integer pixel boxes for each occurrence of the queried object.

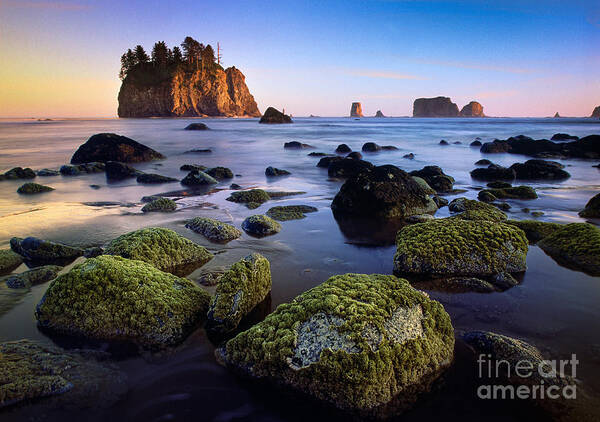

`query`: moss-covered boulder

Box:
[104,227,212,275]
[185,217,242,243]
[180,170,218,186]
[411,176,436,194]
[394,219,528,278]
[266,205,318,221]
[478,185,537,200]
[141,197,177,213]
[206,166,233,180]
[331,165,437,220]
[448,197,507,222]
[207,254,271,334]
[538,223,600,276]
[5,265,62,289]
[220,273,454,417]
[17,182,54,194]
[0,167,36,181]
[35,256,211,347]
[0,249,23,276]
[10,237,83,266]
[0,339,125,409]
[136,173,178,184]
[579,193,600,218]
[409,166,455,193]
[505,220,563,243]
[226,189,270,208]
[241,215,281,237]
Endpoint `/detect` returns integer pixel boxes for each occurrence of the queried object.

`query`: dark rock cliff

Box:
[413,97,459,117]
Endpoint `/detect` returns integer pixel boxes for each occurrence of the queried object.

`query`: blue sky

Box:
[0,0,598,117]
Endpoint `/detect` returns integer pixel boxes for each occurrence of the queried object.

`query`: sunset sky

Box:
[0,0,598,118]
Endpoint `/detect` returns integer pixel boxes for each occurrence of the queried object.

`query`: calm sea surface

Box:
[0,117,599,421]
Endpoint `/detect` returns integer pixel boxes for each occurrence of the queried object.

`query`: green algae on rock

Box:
[411,176,436,195]
[394,219,528,278]
[0,339,126,409]
[16,182,54,194]
[226,189,271,208]
[141,197,177,213]
[478,185,538,201]
[207,253,271,334]
[10,237,83,266]
[579,192,600,218]
[5,265,62,289]
[0,249,23,276]
[104,227,212,275]
[266,205,318,221]
[35,255,211,347]
[538,223,600,276]
[180,170,218,186]
[206,166,234,180]
[185,217,242,243]
[505,220,563,243]
[241,215,282,237]
[448,197,508,222]
[220,273,454,418]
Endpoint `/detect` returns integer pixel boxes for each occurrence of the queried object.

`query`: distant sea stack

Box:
[554,112,561,118]
[591,106,600,118]
[375,110,385,117]
[259,107,292,124]
[413,97,459,117]
[350,102,364,117]
[459,101,485,117]
[117,37,260,118]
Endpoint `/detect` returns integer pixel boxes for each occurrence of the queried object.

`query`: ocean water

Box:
[0,117,599,421]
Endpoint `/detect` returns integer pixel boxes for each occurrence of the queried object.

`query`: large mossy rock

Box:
[207,254,271,334]
[241,215,282,237]
[35,256,211,347]
[0,339,125,409]
[141,197,177,213]
[220,273,454,417]
[448,197,507,222]
[394,219,528,278]
[10,237,83,266]
[70,133,165,164]
[0,249,23,276]
[538,223,600,276]
[478,185,537,200]
[509,159,570,180]
[104,227,212,275]
[226,189,271,209]
[185,217,242,243]
[579,193,600,218]
[331,165,437,219]
[266,205,318,221]
[505,220,563,243]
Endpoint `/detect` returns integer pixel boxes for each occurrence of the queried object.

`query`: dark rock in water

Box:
[346,151,363,160]
[83,247,104,258]
[317,156,343,168]
[593,163,600,169]
[0,249,23,276]
[551,133,578,141]
[5,265,62,289]
[266,205,318,221]
[470,140,482,147]
[433,195,449,208]
[141,198,177,213]
[259,107,292,124]
[60,162,105,176]
[538,223,600,276]
[219,273,454,418]
[479,185,537,200]
[413,96,459,117]
[409,166,455,193]
[381,145,398,150]
[448,197,508,222]
[186,217,241,243]
[328,158,374,178]
[403,153,415,159]
[206,253,271,334]
[332,165,437,219]
[335,143,352,153]
[487,181,512,189]
[105,161,140,181]
[37,169,59,177]
[10,237,83,266]
[17,182,54,194]
[308,152,329,157]
[439,140,449,145]
[374,110,385,117]
[136,173,178,184]
[481,134,600,159]
[180,164,207,172]
[579,193,600,218]
[265,166,291,177]
[478,191,497,203]
[453,141,462,145]
[509,159,570,180]
[241,215,281,237]
[362,142,381,152]
[181,170,218,186]
[493,202,511,211]
[71,133,164,164]
[227,189,270,207]
[265,190,305,198]
[459,101,485,117]
[470,164,516,181]
[206,166,233,180]
[0,167,36,181]
[34,255,211,347]
[284,141,313,149]
[229,183,242,190]
[474,159,492,166]
[184,148,212,154]
[140,195,163,203]
[184,123,209,130]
